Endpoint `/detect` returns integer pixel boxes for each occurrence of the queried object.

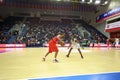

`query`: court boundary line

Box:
[27,71,120,80]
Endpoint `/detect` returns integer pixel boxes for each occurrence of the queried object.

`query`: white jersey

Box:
[71,38,80,49]
[115,38,119,46]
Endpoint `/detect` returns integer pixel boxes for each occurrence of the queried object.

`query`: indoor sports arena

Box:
[0,0,120,80]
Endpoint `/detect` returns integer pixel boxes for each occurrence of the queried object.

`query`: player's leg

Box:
[42,42,52,61]
[78,48,84,59]
[66,47,73,57]
[42,52,51,61]
[116,42,119,48]
[53,45,59,62]
[53,51,59,62]
[115,43,117,48]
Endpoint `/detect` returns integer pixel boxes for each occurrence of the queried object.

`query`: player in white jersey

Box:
[115,38,119,48]
[66,35,84,59]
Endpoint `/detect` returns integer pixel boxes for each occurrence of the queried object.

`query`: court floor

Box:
[0,47,120,80]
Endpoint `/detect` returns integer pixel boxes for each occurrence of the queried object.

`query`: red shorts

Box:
[48,40,58,53]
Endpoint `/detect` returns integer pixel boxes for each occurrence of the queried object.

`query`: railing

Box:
[0,1,96,12]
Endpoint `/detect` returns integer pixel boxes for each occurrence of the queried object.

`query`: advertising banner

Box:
[0,44,26,48]
[105,21,120,32]
[96,7,120,22]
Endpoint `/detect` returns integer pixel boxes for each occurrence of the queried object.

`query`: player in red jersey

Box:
[106,38,110,49]
[42,33,65,62]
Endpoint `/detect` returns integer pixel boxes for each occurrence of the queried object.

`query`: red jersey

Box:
[48,36,59,53]
[50,36,59,44]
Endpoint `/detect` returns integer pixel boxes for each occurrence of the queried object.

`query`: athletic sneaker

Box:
[42,58,45,61]
[53,59,59,63]
[81,56,84,59]
[66,55,69,57]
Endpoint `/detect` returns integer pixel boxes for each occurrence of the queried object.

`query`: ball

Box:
[60,42,65,47]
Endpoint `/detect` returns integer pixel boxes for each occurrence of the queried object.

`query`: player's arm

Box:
[57,35,64,43]
[75,39,79,43]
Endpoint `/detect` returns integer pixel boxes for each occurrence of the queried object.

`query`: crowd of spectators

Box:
[0,21,13,43]
[0,17,107,47]
[14,18,80,47]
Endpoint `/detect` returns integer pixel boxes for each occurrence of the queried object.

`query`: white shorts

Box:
[71,43,80,49]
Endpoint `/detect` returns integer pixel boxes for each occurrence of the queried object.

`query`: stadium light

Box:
[56,0,61,1]
[104,1,108,5]
[64,0,70,1]
[0,0,3,2]
[89,0,92,3]
[95,0,101,4]
[87,0,93,4]
[82,0,85,3]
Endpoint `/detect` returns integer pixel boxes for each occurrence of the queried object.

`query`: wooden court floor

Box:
[0,47,120,79]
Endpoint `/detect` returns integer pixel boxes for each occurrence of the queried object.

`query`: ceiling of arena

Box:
[0,0,112,20]
[4,0,110,5]
[0,0,113,25]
